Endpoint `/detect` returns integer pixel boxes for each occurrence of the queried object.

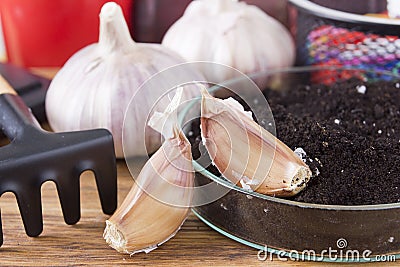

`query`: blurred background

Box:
[133,0,288,43]
[0,19,5,62]
[0,0,288,67]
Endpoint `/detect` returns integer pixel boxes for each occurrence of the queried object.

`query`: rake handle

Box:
[0,75,39,139]
[0,75,17,95]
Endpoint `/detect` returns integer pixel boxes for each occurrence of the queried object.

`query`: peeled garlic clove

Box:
[200,88,311,197]
[104,88,194,254]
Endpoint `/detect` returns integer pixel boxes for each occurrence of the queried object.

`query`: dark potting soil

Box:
[189,79,400,205]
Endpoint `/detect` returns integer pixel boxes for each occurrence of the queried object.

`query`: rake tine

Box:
[56,176,81,225]
[15,187,43,237]
[0,212,3,246]
[92,166,117,215]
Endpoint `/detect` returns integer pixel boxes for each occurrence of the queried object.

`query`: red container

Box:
[0,0,133,67]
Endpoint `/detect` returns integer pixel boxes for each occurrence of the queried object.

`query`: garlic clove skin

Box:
[45,2,202,158]
[104,128,193,254]
[104,88,194,254]
[200,87,312,197]
[162,0,295,86]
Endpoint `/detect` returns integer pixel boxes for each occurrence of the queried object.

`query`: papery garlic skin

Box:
[162,0,295,85]
[200,88,311,197]
[104,129,193,254]
[104,87,194,254]
[45,2,202,158]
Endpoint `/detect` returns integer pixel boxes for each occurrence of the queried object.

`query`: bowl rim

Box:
[181,65,400,211]
[288,0,400,26]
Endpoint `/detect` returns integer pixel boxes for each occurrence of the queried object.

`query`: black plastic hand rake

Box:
[0,75,117,245]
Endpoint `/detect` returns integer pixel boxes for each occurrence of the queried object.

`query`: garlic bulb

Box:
[162,0,295,85]
[388,0,400,18]
[200,87,311,197]
[45,2,203,158]
[104,88,194,254]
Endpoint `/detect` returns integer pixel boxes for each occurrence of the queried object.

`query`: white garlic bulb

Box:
[162,0,295,85]
[388,0,400,18]
[45,2,203,158]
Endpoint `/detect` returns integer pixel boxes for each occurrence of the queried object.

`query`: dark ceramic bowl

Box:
[288,0,400,76]
[182,66,400,263]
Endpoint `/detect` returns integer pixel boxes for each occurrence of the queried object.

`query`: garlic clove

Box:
[104,88,194,254]
[200,87,312,197]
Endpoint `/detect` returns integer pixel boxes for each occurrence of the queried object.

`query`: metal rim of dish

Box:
[288,0,400,25]
[192,209,400,262]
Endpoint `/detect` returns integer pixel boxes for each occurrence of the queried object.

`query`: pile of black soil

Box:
[189,79,400,205]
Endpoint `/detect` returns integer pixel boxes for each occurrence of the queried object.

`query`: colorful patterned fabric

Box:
[307,25,400,83]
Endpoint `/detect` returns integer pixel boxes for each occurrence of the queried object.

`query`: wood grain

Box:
[0,161,394,266]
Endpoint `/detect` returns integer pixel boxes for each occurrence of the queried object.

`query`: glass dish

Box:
[181,66,400,263]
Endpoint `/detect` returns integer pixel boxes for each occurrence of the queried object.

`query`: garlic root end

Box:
[290,166,312,194]
[104,220,128,254]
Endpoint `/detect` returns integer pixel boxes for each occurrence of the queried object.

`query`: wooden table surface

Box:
[0,161,394,267]
[0,68,396,266]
